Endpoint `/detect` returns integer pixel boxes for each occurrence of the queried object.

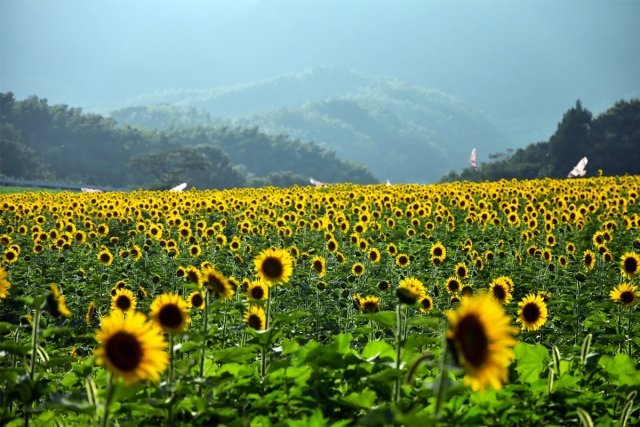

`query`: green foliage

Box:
[441,98,640,182]
[0,92,377,189]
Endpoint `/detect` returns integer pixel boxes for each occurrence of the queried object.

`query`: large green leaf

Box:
[513,342,549,384]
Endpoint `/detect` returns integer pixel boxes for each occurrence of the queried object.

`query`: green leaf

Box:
[42,327,72,339]
[339,389,377,410]
[598,353,640,386]
[406,316,439,328]
[0,342,31,356]
[331,333,353,355]
[356,312,396,327]
[361,340,396,362]
[272,311,309,327]
[212,346,258,364]
[513,342,549,384]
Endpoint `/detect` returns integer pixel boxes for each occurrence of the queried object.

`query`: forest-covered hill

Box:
[0,92,377,189]
[439,99,640,182]
[110,67,510,183]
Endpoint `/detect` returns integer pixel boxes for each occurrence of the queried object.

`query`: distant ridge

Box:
[111,67,511,183]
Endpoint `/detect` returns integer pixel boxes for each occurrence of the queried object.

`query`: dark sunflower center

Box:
[105,331,143,372]
[191,247,199,255]
[585,255,593,265]
[355,265,363,274]
[522,302,541,323]
[251,286,265,299]
[448,281,460,292]
[620,291,635,304]
[456,314,489,368]
[100,253,111,263]
[187,272,199,283]
[624,257,638,274]
[433,257,442,265]
[370,252,378,261]
[399,256,408,265]
[457,267,466,277]
[206,275,225,293]
[462,286,473,297]
[262,257,284,279]
[421,298,432,310]
[434,247,443,257]
[363,301,378,313]
[328,242,336,251]
[158,304,183,329]
[248,314,263,330]
[191,293,204,307]
[492,285,506,301]
[313,260,324,273]
[6,252,15,260]
[116,296,131,311]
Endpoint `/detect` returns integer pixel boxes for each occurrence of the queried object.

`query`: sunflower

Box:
[378,280,390,291]
[542,249,553,263]
[566,242,576,255]
[397,277,426,305]
[243,305,266,331]
[94,311,169,385]
[461,283,474,297]
[86,301,97,324]
[188,291,206,309]
[517,293,548,331]
[445,277,462,294]
[3,248,18,264]
[311,255,327,277]
[97,248,114,266]
[0,266,11,298]
[454,263,469,280]
[419,295,434,313]
[326,239,339,253]
[254,248,294,285]
[138,286,148,300]
[537,291,551,302]
[202,265,235,299]
[352,262,365,276]
[360,296,381,313]
[149,293,191,335]
[189,244,202,258]
[368,248,381,263]
[430,242,446,259]
[246,280,269,300]
[111,289,137,314]
[620,252,640,279]
[353,293,363,310]
[558,255,568,268]
[45,284,71,317]
[185,266,202,287]
[396,253,410,268]
[336,252,346,264]
[610,283,640,308]
[583,250,596,270]
[489,278,513,305]
[387,243,398,256]
[445,293,518,392]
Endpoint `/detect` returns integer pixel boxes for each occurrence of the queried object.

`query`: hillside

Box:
[110,67,511,183]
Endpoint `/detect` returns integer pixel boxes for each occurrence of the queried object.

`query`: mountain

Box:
[110,67,511,183]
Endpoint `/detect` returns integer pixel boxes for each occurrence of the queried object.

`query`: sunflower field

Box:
[1,176,640,427]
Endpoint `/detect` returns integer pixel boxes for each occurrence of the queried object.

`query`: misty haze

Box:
[1,0,639,187]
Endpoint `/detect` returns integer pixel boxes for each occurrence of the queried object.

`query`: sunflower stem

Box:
[100,374,115,427]
[394,303,403,402]
[29,307,42,382]
[433,334,449,422]
[628,315,633,358]
[168,334,175,422]
[369,319,374,343]
[199,290,209,379]
[221,299,228,349]
[260,345,267,382]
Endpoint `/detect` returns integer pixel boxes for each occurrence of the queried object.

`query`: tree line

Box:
[0,93,377,189]
[440,99,640,182]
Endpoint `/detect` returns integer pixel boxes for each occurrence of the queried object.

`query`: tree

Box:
[128,147,210,189]
[547,100,593,178]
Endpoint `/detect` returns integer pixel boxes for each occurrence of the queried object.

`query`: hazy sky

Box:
[2,0,639,139]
